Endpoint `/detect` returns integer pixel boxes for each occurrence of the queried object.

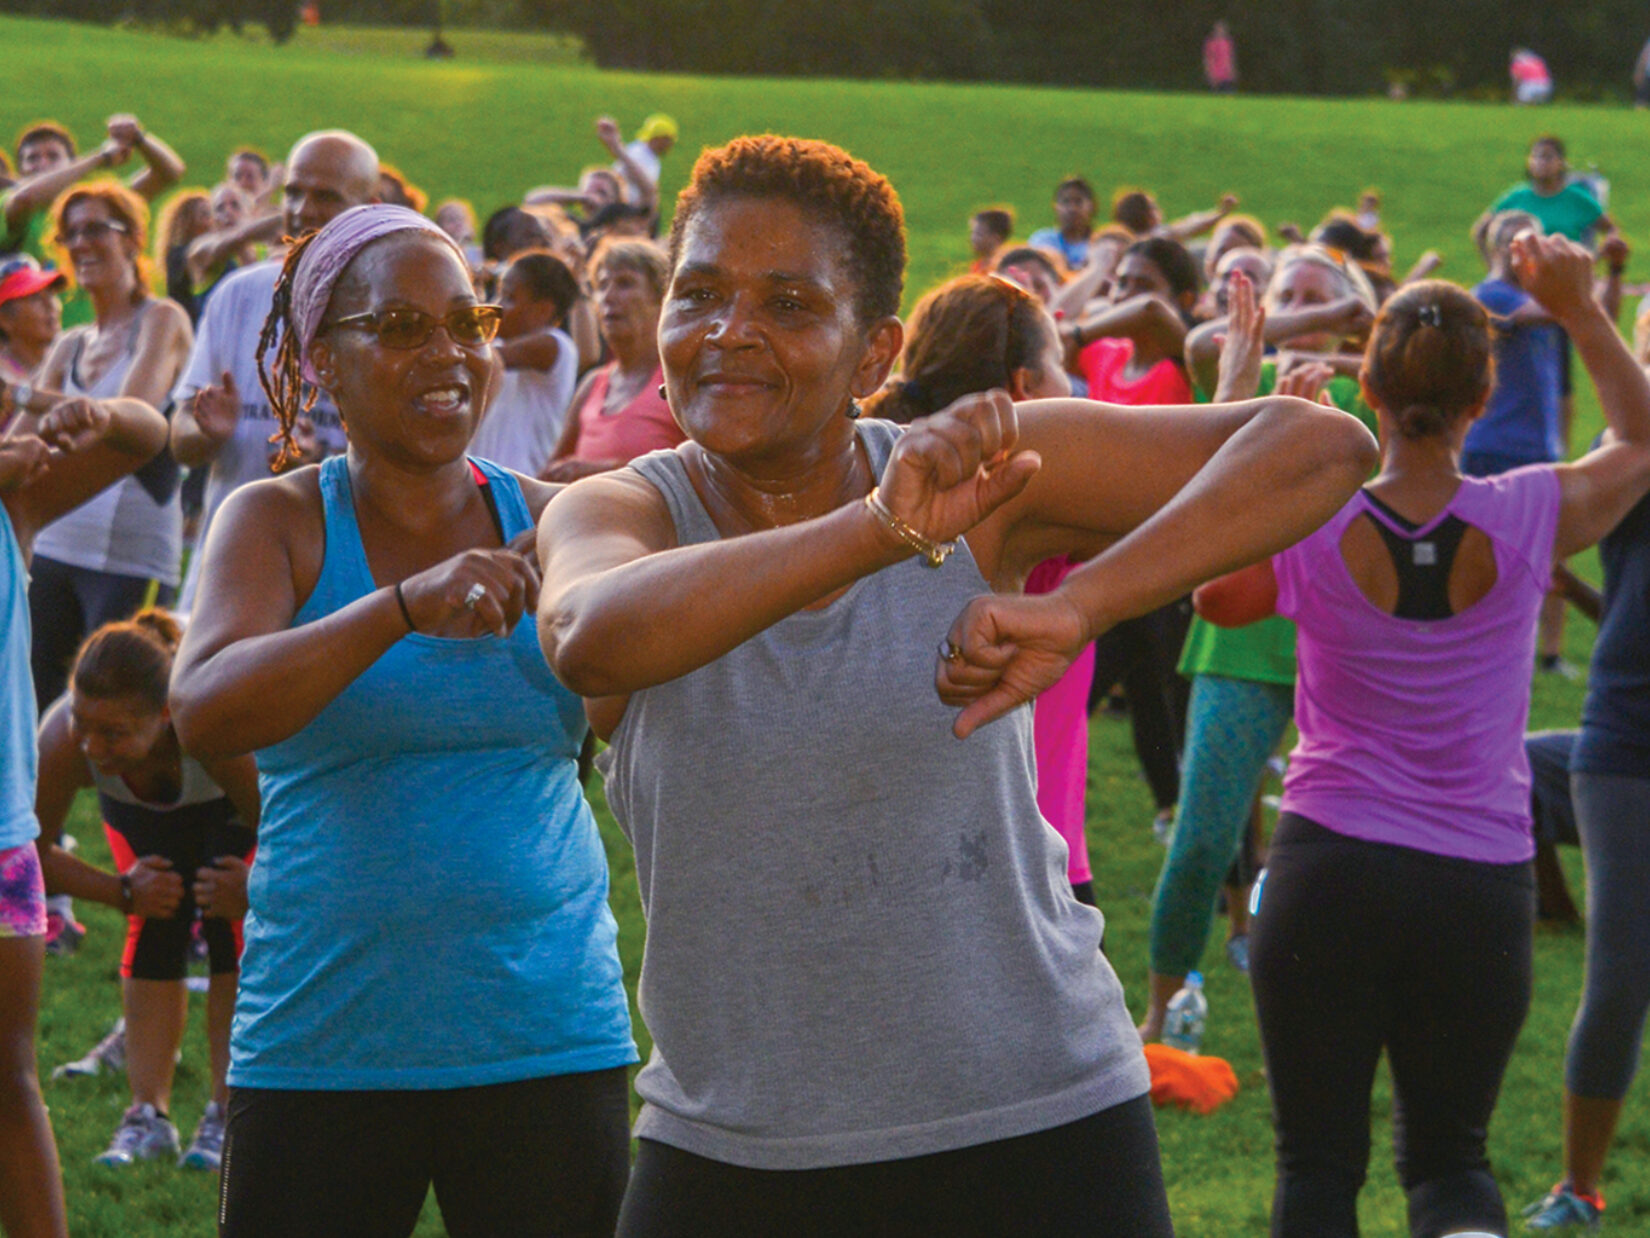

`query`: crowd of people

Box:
[0,105,1646,1238]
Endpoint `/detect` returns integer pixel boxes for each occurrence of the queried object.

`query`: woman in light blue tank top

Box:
[170,207,635,1237]
[539,136,1378,1236]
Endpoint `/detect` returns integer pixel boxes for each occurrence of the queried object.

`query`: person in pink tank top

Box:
[543,238,683,482]
[1195,236,1650,1238]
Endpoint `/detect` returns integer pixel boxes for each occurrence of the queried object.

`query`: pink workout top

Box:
[1075,337,1194,408]
[569,364,684,465]
[1273,466,1562,864]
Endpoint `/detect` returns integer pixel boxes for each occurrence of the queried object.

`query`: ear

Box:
[1007,366,1035,402]
[850,315,904,400]
[308,337,339,390]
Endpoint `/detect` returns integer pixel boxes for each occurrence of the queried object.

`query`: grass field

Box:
[5,14,1647,1236]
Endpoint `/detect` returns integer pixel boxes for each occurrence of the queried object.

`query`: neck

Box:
[694,414,870,532]
[1533,175,1564,194]
[1,337,46,374]
[1374,431,1464,491]
[88,278,141,323]
[611,338,660,377]
[347,447,479,536]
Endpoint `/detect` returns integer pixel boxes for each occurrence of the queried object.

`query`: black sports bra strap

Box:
[1366,511,1471,620]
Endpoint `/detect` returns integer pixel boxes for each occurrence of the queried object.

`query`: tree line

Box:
[7,0,1650,98]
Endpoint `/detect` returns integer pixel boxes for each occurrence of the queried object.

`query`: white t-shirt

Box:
[467,328,578,476]
[172,260,349,611]
[618,140,663,205]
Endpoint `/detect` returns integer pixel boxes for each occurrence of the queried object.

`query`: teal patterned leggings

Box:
[1149,674,1294,975]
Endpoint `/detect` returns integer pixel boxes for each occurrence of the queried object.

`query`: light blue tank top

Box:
[1,503,38,850]
[232,455,636,1089]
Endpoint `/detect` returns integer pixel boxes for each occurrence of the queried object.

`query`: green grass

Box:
[7,13,1647,1235]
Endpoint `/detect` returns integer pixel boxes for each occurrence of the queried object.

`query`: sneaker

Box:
[1152,810,1175,846]
[179,1102,226,1171]
[1537,655,1583,681]
[1523,1183,1604,1230]
[94,1103,179,1166]
[1226,934,1250,973]
[53,1018,126,1080]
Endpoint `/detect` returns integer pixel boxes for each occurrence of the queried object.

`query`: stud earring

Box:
[657,384,668,400]
[845,400,862,421]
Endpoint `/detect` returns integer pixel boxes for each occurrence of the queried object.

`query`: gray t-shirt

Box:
[601,419,1150,1171]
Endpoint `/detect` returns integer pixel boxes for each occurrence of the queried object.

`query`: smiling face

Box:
[307,234,495,471]
[660,195,898,464]
[69,690,168,776]
[61,197,138,295]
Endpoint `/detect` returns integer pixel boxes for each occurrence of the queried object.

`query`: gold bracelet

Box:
[864,487,955,568]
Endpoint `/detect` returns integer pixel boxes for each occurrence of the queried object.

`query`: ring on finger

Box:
[939,638,964,664]
[463,582,487,610]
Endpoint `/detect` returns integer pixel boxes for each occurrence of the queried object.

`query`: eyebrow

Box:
[674,261,830,292]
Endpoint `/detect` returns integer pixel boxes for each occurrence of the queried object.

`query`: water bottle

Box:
[1162,972,1208,1054]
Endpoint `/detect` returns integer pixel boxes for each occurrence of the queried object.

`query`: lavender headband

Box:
[290,204,458,384]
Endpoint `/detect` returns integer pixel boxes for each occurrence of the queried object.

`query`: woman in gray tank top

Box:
[537,135,1379,1237]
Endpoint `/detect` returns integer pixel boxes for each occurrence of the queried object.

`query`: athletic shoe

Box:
[1537,655,1583,681]
[53,1018,126,1080]
[1523,1183,1604,1230]
[1152,810,1175,846]
[43,896,86,956]
[1226,934,1250,974]
[94,1103,179,1166]
[179,1102,226,1171]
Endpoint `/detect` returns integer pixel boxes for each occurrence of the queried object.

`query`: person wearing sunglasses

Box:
[169,205,636,1238]
[168,129,379,613]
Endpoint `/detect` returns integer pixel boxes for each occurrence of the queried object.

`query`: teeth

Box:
[421,387,465,409]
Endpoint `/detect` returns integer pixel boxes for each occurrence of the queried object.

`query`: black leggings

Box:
[617,1094,1174,1237]
[218,1068,631,1238]
[27,555,155,715]
[1249,814,1533,1238]
[1087,601,1191,812]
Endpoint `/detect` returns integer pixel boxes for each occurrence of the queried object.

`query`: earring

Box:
[657,384,668,401]
[845,400,862,421]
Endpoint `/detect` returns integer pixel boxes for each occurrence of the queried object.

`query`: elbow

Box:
[167,677,238,762]
[1268,394,1380,484]
[538,602,624,699]
[1191,580,1241,627]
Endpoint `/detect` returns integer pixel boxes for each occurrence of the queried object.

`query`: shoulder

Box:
[211,258,281,301]
[138,296,192,341]
[1475,279,1525,313]
[1491,185,1528,209]
[36,699,92,786]
[215,465,325,544]
[508,472,561,523]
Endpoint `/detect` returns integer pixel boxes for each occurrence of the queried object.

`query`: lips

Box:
[411,381,472,417]
[696,371,776,394]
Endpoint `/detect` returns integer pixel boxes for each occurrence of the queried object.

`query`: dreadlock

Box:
[256,229,325,472]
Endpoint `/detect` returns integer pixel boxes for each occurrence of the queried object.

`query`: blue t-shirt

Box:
[233,455,637,1089]
[1,503,38,850]
[1027,226,1089,270]
[1463,278,1564,465]
[1574,489,1650,777]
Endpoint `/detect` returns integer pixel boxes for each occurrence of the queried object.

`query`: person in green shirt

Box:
[1142,256,1378,1040]
[1489,135,1613,245]
[1,117,185,329]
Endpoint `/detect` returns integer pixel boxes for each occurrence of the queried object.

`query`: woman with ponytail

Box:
[35,609,257,1172]
[1195,235,1650,1237]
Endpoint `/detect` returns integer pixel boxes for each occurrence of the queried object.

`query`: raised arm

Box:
[1164,194,1238,243]
[538,396,1039,698]
[1186,296,1371,395]
[185,211,283,287]
[597,116,657,212]
[938,392,1378,736]
[1,141,125,235]
[106,116,185,201]
[1063,294,1186,369]
[1520,234,1650,556]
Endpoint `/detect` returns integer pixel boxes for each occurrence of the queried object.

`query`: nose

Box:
[705,293,760,348]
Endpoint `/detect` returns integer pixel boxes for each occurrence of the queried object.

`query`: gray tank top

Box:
[34,302,182,584]
[602,418,1149,1170]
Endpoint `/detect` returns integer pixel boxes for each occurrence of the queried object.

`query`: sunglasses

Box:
[60,219,130,245]
[325,304,502,350]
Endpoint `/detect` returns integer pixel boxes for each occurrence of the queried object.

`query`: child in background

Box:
[1028,176,1096,270]
[468,249,583,478]
[36,611,257,1171]
[967,207,1013,274]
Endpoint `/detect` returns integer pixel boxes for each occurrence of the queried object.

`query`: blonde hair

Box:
[1265,243,1377,314]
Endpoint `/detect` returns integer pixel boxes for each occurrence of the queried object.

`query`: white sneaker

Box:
[179,1102,226,1171]
[53,1018,126,1080]
[94,1103,179,1166]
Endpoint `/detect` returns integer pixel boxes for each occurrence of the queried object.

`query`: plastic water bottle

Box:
[1162,972,1208,1054]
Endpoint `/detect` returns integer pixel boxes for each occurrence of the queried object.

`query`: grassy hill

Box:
[5,14,1644,1236]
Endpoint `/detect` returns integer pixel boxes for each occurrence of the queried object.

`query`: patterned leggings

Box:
[1149,674,1293,976]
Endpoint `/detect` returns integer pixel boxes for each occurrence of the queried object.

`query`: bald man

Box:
[169,131,379,611]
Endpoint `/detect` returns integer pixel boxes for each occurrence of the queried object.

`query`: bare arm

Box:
[1,143,121,234]
[1164,195,1238,243]
[497,329,562,372]
[1186,297,1371,395]
[118,298,193,410]
[598,118,658,212]
[1064,295,1187,369]
[543,370,596,467]
[185,212,282,286]
[1518,234,1650,556]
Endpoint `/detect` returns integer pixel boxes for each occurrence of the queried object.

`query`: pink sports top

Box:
[568,364,684,465]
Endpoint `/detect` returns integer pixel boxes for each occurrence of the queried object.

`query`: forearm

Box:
[172,589,412,758]
[2,151,110,230]
[169,399,227,467]
[1071,299,1185,357]
[188,214,280,276]
[1564,302,1650,445]
[127,132,184,198]
[543,501,905,696]
[1166,207,1226,242]
[1055,398,1376,635]
[37,841,124,909]
[1596,271,1625,325]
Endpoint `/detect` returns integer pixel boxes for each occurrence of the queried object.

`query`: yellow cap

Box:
[637,113,679,142]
